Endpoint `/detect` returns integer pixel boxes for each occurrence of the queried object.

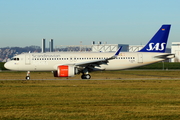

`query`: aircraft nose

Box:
[4,62,11,70]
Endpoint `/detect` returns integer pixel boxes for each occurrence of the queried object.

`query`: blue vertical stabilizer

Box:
[138,25,171,53]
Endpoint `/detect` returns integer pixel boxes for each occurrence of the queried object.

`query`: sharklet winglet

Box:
[115,46,123,56]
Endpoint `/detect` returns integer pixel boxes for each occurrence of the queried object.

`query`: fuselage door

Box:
[138,53,143,63]
[25,54,31,65]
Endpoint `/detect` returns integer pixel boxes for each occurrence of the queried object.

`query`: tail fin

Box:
[138,25,171,53]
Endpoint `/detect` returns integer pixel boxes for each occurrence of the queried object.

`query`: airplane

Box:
[4,24,175,80]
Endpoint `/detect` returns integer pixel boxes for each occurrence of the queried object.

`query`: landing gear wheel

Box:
[85,74,91,79]
[81,75,85,79]
[81,74,91,79]
[26,76,30,80]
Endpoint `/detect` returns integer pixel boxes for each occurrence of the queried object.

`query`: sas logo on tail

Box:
[146,43,166,51]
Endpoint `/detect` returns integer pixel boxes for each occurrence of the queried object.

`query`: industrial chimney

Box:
[49,39,53,52]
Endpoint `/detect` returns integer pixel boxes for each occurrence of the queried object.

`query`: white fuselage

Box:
[4,51,170,71]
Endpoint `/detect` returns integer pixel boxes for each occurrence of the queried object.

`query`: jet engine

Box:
[53,65,78,77]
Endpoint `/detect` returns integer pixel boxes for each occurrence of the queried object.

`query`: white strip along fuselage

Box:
[5,51,173,71]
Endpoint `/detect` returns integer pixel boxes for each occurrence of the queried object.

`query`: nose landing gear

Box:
[26,71,30,80]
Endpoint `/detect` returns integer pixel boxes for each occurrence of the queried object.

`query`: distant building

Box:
[171,42,180,62]
[91,41,128,52]
[129,45,144,52]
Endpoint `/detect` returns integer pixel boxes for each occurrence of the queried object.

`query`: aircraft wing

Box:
[75,58,108,67]
[53,47,122,70]
[75,46,122,67]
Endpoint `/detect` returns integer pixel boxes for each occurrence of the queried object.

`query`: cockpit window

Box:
[12,58,20,61]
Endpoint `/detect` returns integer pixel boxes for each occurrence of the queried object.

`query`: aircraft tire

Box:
[26,76,30,80]
[85,74,91,79]
[81,74,91,79]
[81,75,85,79]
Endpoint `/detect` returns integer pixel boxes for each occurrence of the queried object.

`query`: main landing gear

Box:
[26,71,30,80]
[81,68,91,79]
[81,74,91,79]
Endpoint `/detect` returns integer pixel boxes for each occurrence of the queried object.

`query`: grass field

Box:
[1,71,180,119]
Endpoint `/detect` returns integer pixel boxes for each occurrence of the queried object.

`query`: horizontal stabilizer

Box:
[154,54,175,59]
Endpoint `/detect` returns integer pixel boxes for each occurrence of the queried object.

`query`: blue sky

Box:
[0,0,180,48]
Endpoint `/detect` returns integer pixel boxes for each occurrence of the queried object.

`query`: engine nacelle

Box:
[53,65,78,77]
